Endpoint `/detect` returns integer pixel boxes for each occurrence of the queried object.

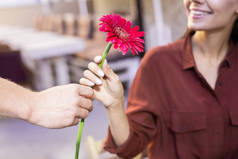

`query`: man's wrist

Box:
[21,91,37,121]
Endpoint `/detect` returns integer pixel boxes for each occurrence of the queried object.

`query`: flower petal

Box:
[99,14,144,55]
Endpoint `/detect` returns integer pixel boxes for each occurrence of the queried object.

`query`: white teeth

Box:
[190,10,209,15]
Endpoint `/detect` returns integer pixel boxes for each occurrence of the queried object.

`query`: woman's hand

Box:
[79,56,124,109]
[80,56,130,146]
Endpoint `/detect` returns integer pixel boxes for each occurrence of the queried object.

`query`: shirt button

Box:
[180,127,185,131]
[218,81,223,87]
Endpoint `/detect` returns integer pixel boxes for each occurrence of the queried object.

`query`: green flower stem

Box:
[99,42,112,68]
[74,42,113,159]
[74,120,84,159]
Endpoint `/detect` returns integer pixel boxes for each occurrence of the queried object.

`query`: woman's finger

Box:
[83,70,102,85]
[79,78,95,87]
[102,60,119,81]
[94,56,102,64]
[88,62,104,78]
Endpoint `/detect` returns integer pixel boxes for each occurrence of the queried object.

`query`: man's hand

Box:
[28,84,94,128]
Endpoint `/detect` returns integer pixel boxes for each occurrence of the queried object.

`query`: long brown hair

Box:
[231,18,238,43]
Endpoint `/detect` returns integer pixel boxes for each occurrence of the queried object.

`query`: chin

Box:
[187,22,210,31]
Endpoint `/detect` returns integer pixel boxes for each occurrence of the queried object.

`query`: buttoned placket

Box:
[193,60,231,157]
[214,61,232,157]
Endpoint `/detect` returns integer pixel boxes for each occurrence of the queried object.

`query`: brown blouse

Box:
[104,34,238,159]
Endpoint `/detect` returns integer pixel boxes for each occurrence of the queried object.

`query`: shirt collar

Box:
[181,33,237,70]
[181,34,196,70]
[225,41,236,68]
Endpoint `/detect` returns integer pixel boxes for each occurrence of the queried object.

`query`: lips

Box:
[189,8,212,14]
[190,10,210,15]
[189,8,212,19]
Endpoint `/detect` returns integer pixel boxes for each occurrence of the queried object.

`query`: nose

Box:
[190,0,204,4]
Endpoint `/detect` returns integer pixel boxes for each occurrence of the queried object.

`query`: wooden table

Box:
[0,26,85,90]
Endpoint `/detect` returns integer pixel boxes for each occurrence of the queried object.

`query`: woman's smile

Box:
[189,8,212,20]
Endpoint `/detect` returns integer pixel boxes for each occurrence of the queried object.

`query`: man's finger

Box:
[77,96,93,112]
[78,85,94,98]
[72,118,79,125]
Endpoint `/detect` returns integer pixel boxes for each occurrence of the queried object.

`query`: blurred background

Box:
[0,0,187,158]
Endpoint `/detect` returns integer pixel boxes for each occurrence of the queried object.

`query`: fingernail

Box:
[98,70,104,77]
[95,56,101,61]
[88,81,95,86]
[95,79,102,85]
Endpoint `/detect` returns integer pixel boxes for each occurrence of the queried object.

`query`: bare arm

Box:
[106,100,130,146]
[0,78,32,120]
[0,77,94,128]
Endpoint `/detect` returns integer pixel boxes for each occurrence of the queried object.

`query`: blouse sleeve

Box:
[104,50,161,158]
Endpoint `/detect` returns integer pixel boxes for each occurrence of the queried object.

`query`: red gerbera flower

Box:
[74,14,145,159]
[99,13,145,55]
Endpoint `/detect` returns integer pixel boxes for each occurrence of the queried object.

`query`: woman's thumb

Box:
[102,60,117,80]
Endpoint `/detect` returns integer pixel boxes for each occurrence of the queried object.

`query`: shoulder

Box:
[140,38,185,69]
